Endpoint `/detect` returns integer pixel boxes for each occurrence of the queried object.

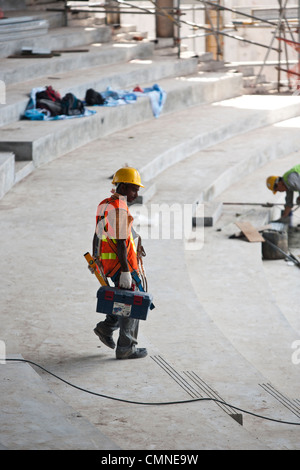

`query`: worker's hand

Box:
[119,271,132,289]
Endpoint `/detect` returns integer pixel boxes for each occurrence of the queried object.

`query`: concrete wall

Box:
[120,0,290,68]
[224,0,299,82]
[0,0,26,10]
[157,0,298,83]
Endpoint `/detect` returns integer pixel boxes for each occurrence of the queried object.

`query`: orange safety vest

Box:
[95,194,138,278]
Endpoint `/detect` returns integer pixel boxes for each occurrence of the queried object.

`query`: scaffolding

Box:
[50,1,300,92]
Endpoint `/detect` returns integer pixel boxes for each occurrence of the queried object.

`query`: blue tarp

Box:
[100,84,167,118]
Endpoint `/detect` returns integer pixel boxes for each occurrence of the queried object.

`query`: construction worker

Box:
[266,164,300,222]
[92,167,148,360]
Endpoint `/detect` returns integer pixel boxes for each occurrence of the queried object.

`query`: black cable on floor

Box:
[3,357,300,426]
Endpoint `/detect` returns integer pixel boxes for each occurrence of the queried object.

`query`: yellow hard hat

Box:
[112,167,144,188]
[266,176,279,194]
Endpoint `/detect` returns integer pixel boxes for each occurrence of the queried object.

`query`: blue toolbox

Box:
[96,286,154,321]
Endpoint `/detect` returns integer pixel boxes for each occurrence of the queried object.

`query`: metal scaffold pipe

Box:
[298,0,300,65]
[182,19,280,52]
[198,0,278,27]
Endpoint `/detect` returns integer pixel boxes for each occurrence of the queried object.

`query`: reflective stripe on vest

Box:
[100,252,117,260]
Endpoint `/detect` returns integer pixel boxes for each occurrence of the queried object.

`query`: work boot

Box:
[93,327,115,349]
[116,348,148,360]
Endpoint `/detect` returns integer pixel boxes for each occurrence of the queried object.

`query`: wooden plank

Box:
[235,221,265,243]
[8,54,56,58]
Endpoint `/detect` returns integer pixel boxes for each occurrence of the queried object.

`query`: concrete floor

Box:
[0,12,299,449]
[0,128,299,450]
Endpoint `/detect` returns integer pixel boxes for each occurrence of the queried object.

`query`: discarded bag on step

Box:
[23,86,96,121]
[61,92,85,116]
[85,88,106,106]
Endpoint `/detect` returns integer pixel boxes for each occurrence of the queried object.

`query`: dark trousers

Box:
[96,314,139,358]
[96,275,140,358]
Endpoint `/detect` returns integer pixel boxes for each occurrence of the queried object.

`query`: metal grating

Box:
[151,355,202,399]
[151,355,243,425]
[259,383,300,419]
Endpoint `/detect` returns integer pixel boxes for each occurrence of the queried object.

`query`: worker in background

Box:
[266,164,300,222]
[92,167,148,360]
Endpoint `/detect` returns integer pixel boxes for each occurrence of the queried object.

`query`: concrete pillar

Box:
[106,0,120,27]
[205,3,223,60]
[156,0,174,38]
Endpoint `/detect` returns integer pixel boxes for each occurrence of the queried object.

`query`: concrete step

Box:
[243,82,279,95]
[183,212,300,447]
[135,135,300,449]
[1,37,138,86]
[0,70,241,170]
[0,25,241,200]
[85,93,300,205]
[143,233,300,449]
[216,151,300,338]
[14,160,35,184]
[4,90,297,207]
[0,41,156,126]
[0,16,49,43]
[0,355,120,450]
[1,5,65,29]
[4,85,300,203]
[185,155,300,400]
[0,24,111,59]
[198,59,226,72]
[1,111,299,449]
[262,215,300,334]
[242,74,267,88]
[0,152,14,199]
[148,105,300,211]
[114,30,148,42]
[0,354,271,450]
